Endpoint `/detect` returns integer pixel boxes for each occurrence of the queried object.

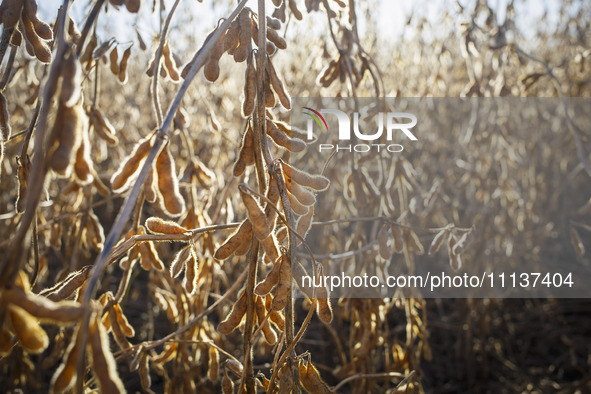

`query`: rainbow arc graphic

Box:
[303,107,328,132]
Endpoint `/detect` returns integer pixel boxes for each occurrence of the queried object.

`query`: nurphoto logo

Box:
[302,107,418,153]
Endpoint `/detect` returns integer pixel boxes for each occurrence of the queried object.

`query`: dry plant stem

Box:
[75,0,105,58]
[0,1,71,287]
[78,2,250,387]
[239,239,259,394]
[0,27,14,66]
[272,164,300,391]
[268,299,318,393]
[332,371,406,392]
[0,45,17,90]
[151,0,182,125]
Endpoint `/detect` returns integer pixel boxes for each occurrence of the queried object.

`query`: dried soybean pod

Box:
[391,224,404,253]
[110,135,152,191]
[271,256,291,311]
[242,52,256,117]
[8,305,49,354]
[109,46,119,75]
[224,18,240,52]
[234,9,252,63]
[144,167,157,203]
[145,216,188,234]
[234,232,253,256]
[222,370,234,394]
[261,232,280,264]
[170,246,192,278]
[264,69,276,108]
[404,228,424,255]
[23,0,53,40]
[267,16,281,30]
[51,325,83,393]
[125,0,141,13]
[239,185,271,240]
[162,42,180,82]
[21,16,52,63]
[156,143,186,217]
[203,30,225,82]
[74,129,93,184]
[214,220,252,260]
[288,189,309,216]
[378,225,391,260]
[267,56,291,109]
[289,181,316,207]
[233,123,255,176]
[264,177,281,227]
[281,162,330,191]
[296,205,314,240]
[90,107,119,145]
[288,0,303,20]
[139,238,165,271]
[118,46,131,83]
[218,291,247,334]
[265,295,285,330]
[266,26,287,49]
[0,93,11,140]
[428,228,448,255]
[50,103,85,176]
[452,228,472,255]
[208,346,219,382]
[266,119,306,152]
[112,302,135,337]
[255,256,281,296]
[151,342,178,365]
[255,296,277,344]
[300,360,335,393]
[225,358,244,376]
[184,251,198,294]
[139,351,151,390]
[316,282,333,324]
[88,315,126,394]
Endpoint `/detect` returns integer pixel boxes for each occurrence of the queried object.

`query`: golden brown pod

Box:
[88,314,126,393]
[217,291,247,334]
[255,256,282,296]
[156,143,186,216]
[214,220,252,260]
[208,346,219,382]
[8,305,49,354]
[266,118,306,152]
[21,15,51,63]
[255,296,277,344]
[266,55,291,109]
[23,0,53,40]
[242,52,256,117]
[271,255,291,311]
[125,0,140,13]
[239,185,272,240]
[118,46,131,83]
[162,42,180,82]
[109,46,119,75]
[145,216,188,234]
[233,9,252,62]
[281,162,330,191]
[110,135,152,192]
[49,102,85,177]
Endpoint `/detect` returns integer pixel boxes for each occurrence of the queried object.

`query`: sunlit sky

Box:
[39,0,562,46]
